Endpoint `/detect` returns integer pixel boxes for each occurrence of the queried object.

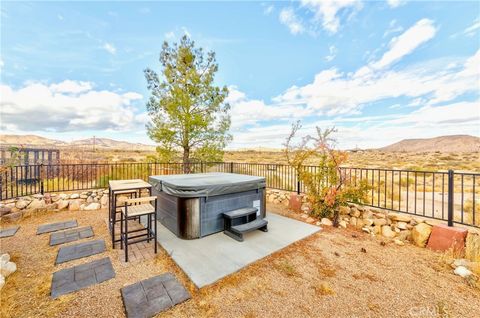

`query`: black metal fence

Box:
[1,162,478,228]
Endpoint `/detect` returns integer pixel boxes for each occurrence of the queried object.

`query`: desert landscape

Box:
[1,134,479,172]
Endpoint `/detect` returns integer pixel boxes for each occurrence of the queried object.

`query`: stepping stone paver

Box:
[49,226,94,246]
[55,239,106,264]
[37,220,78,235]
[0,226,20,238]
[121,273,191,318]
[51,257,115,298]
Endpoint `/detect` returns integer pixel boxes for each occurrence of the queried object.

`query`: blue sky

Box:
[1,1,479,149]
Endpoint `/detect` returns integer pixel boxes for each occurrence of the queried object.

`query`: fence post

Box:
[40,164,45,195]
[297,171,301,195]
[447,169,454,227]
[230,162,234,173]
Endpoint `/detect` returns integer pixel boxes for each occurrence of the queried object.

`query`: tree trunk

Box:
[183,146,190,174]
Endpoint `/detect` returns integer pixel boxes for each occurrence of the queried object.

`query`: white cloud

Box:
[273,48,479,117]
[386,0,406,8]
[227,87,311,128]
[371,19,436,69]
[325,45,337,62]
[49,80,93,94]
[300,0,362,34]
[0,80,144,132]
[463,18,480,37]
[279,7,305,35]
[102,42,116,55]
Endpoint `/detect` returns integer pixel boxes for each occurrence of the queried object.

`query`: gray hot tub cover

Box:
[149,173,266,198]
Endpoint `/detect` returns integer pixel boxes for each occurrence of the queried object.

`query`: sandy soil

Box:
[1,204,479,318]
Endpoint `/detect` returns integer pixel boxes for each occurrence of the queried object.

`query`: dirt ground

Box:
[0,204,479,318]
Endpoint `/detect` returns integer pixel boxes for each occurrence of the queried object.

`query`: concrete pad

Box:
[0,226,20,238]
[156,213,320,288]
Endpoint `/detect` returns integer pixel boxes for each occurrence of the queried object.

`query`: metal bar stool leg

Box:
[154,212,157,254]
[124,204,129,262]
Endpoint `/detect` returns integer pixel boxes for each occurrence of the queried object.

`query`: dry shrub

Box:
[465,232,480,263]
[314,282,335,296]
[274,260,298,277]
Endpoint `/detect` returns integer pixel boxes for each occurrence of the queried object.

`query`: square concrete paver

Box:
[121,273,190,318]
[155,213,320,288]
[0,226,20,238]
[37,220,78,235]
[49,226,94,246]
[55,239,106,264]
[51,257,115,298]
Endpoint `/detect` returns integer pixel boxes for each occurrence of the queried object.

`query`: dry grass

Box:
[1,204,480,317]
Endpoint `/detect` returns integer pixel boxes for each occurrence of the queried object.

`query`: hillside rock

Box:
[412,223,433,247]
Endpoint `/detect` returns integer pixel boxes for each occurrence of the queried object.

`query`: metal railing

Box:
[0,162,478,228]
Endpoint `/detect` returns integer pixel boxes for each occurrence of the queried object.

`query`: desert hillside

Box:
[380,135,480,153]
[0,135,155,151]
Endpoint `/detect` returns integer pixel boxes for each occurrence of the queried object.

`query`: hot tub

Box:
[149,173,266,239]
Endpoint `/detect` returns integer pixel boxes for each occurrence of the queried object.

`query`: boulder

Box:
[28,199,46,210]
[70,193,80,199]
[350,208,361,218]
[397,230,412,242]
[373,218,387,226]
[0,274,4,290]
[84,203,101,211]
[57,200,69,210]
[0,206,12,217]
[68,199,81,211]
[389,213,412,222]
[412,223,433,247]
[339,220,347,228]
[59,193,68,200]
[350,216,357,227]
[100,195,109,207]
[320,218,333,226]
[373,225,382,235]
[1,212,22,222]
[86,196,94,203]
[51,194,60,202]
[0,261,16,277]
[363,219,374,227]
[466,232,480,262]
[46,203,57,211]
[381,225,396,238]
[15,200,30,210]
[0,254,10,263]
[396,222,408,230]
[338,206,350,215]
[32,194,43,200]
[361,227,370,234]
[454,266,472,278]
[394,239,405,246]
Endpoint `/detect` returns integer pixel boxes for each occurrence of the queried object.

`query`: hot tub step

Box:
[225,219,268,242]
[223,207,258,219]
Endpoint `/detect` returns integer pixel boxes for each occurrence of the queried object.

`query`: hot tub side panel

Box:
[200,189,266,237]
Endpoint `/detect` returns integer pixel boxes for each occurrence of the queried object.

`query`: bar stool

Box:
[110,189,138,248]
[120,196,158,262]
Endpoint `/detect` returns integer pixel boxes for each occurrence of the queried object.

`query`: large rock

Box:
[57,200,69,210]
[339,220,347,228]
[1,211,22,222]
[320,218,333,226]
[0,254,10,263]
[454,266,472,278]
[0,261,16,277]
[59,193,68,200]
[68,199,81,211]
[338,206,350,215]
[412,223,433,247]
[0,274,4,290]
[350,216,357,227]
[0,206,11,216]
[84,203,101,211]
[70,193,80,199]
[15,200,30,210]
[382,225,396,238]
[466,232,480,262]
[100,195,108,207]
[28,199,46,210]
[86,196,94,203]
[388,213,412,223]
[350,208,361,218]
[396,222,408,230]
[373,218,387,226]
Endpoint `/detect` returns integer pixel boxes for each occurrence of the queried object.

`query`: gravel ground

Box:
[1,204,479,318]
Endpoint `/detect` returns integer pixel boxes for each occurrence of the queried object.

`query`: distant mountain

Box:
[0,134,67,147]
[0,134,155,151]
[380,135,480,153]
